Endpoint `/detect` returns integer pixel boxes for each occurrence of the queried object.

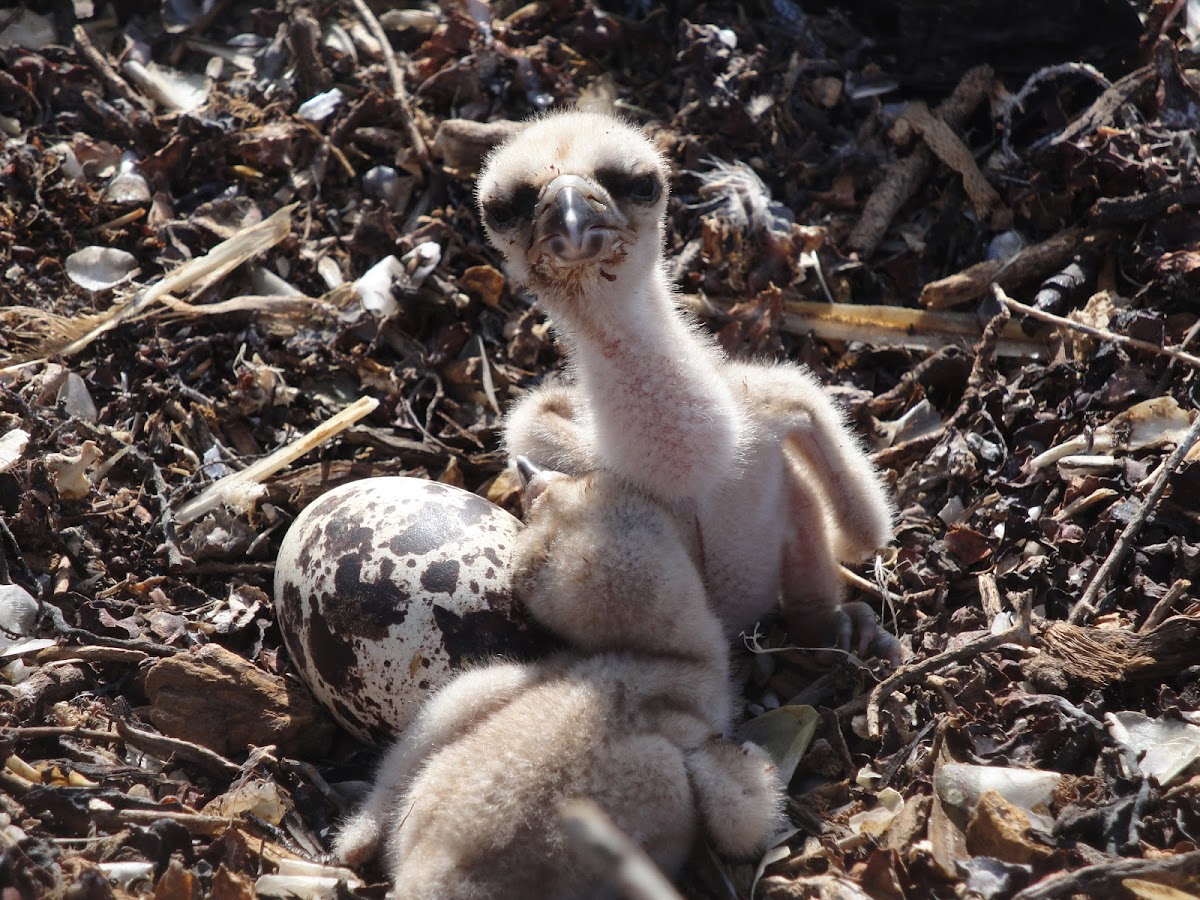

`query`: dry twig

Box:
[872,306,1011,470]
[679,293,1045,359]
[91,807,232,836]
[174,395,379,524]
[849,65,994,256]
[1047,63,1155,148]
[0,205,295,371]
[72,26,153,113]
[866,591,1032,739]
[1032,616,1200,684]
[1093,183,1200,225]
[3,721,241,780]
[1070,410,1200,624]
[1139,578,1192,633]
[349,0,430,169]
[1011,848,1200,900]
[918,227,1085,309]
[995,284,1200,370]
[902,100,1008,226]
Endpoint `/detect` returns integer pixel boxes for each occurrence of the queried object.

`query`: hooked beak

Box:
[535,175,618,265]
[515,456,565,506]
[515,456,543,487]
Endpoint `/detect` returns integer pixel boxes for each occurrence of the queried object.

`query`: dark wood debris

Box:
[1,1,1200,898]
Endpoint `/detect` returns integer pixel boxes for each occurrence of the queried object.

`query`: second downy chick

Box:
[334,467,785,898]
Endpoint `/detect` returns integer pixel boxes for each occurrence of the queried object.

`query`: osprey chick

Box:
[334,469,785,897]
[478,111,898,659]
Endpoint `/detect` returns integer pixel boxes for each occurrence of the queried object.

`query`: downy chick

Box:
[478,110,898,660]
[334,468,785,898]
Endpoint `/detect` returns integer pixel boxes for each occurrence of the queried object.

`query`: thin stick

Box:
[3,720,241,780]
[866,591,1032,739]
[1011,848,1200,900]
[866,631,1011,739]
[92,807,232,836]
[1071,408,1200,624]
[678,292,1046,359]
[1139,578,1192,633]
[72,25,153,113]
[559,799,685,900]
[848,65,993,256]
[36,645,148,664]
[174,395,379,524]
[0,205,295,372]
[995,284,1200,370]
[349,0,430,168]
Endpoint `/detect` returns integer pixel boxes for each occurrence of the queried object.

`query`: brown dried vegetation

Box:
[2,1,1200,898]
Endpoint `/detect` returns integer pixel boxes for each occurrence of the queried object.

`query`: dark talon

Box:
[834,601,903,665]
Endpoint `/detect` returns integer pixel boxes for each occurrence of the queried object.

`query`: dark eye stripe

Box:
[483,182,538,230]
[595,168,662,204]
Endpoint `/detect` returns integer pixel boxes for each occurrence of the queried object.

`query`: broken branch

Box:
[1070,410,1200,624]
[72,26,152,113]
[848,65,994,256]
[349,0,430,169]
[679,293,1046,359]
[995,284,1200,370]
[903,100,1008,227]
[1011,848,1200,900]
[866,591,1031,739]
[918,227,1085,309]
[173,395,379,524]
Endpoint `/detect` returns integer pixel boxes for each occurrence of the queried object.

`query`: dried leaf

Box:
[737,705,820,784]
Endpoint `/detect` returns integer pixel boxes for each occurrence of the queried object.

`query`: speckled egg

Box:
[273,477,549,745]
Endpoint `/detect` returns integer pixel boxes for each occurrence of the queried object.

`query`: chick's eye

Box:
[484,200,518,230]
[483,182,537,231]
[629,174,659,203]
[596,168,661,204]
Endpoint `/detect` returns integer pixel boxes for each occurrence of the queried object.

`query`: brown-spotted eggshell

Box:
[273,477,547,744]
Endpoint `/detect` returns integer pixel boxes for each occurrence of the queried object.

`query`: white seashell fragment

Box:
[0,583,39,654]
[404,241,441,288]
[104,155,151,205]
[0,638,58,661]
[255,875,355,899]
[1107,711,1200,786]
[378,9,440,32]
[56,372,98,423]
[44,441,103,500]
[297,88,344,122]
[363,165,407,207]
[47,143,85,180]
[98,862,155,891]
[848,787,904,836]
[322,23,358,61]
[935,762,1060,833]
[986,230,1026,262]
[1032,397,1196,468]
[276,859,363,883]
[316,255,343,290]
[202,778,289,824]
[123,60,209,112]
[0,429,30,474]
[65,247,140,292]
[248,264,302,296]
[354,255,404,317]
